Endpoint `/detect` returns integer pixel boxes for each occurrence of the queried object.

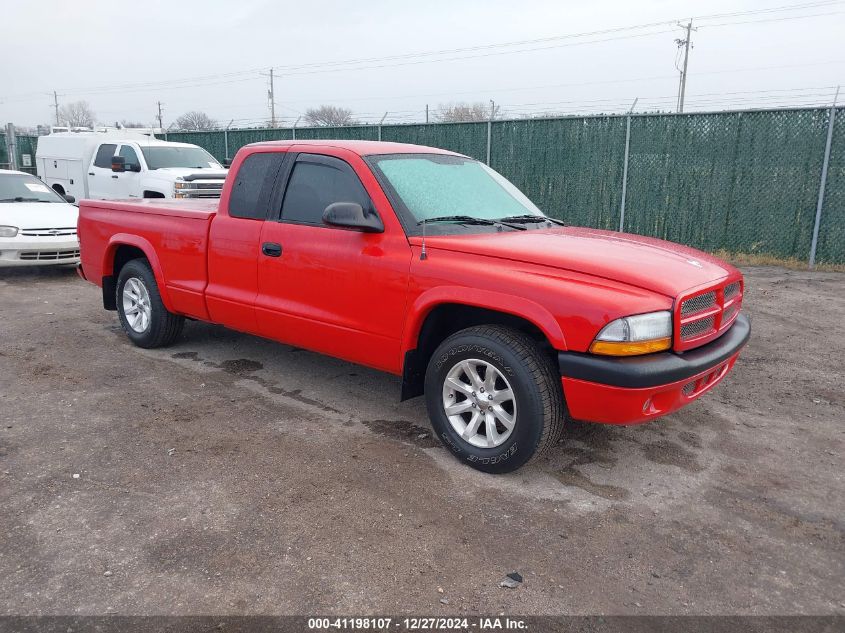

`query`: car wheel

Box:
[424,325,565,474]
[116,258,184,348]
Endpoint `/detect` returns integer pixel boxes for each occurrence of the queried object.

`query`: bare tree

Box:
[303,105,356,127]
[58,101,96,128]
[120,120,148,128]
[435,102,499,123]
[175,111,217,131]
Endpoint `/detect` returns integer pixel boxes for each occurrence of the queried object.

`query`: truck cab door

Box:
[205,151,288,333]
[115,144,143,198]
[88,143,118,199]
[255,152,412,374]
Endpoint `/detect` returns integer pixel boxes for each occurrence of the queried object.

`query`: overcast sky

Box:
[2,0,844,128]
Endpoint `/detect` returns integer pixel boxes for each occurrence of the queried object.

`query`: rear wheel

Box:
[424,325,564,473]
[116,259,184,348]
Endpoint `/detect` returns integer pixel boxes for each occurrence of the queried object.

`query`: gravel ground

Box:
[0,265,842,616]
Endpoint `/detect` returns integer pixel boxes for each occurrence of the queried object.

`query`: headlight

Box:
[0,226,19,238]
[174,181,186,189]
[589,311,672,356]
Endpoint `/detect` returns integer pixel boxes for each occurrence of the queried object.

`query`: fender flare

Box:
[400,285,568,360]
[103,234,176,313]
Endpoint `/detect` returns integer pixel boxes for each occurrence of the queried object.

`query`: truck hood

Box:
[150,168,228,181]
[0,202,79,229]
[419,226,738,298]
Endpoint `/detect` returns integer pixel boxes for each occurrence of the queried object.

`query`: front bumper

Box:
[558,313,750,424]
[0,238,80,267]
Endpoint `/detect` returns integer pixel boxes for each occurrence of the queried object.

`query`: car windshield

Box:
[140,146,222,170]
[0,173,66,203]
[368,153,546,233]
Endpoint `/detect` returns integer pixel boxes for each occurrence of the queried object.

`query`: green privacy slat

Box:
[25,108,831,264]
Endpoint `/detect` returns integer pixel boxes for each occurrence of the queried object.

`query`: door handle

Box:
[88,172,95,176]
[262,242,282,257]
[111,175,119,179]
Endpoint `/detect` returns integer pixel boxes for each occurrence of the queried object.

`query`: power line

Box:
[6,0,842,102]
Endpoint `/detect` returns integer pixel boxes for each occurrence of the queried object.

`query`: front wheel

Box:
[116,259,184,348]
[424,325,565,474]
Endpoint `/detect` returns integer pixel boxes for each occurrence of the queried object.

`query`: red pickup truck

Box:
[77,140,749,473]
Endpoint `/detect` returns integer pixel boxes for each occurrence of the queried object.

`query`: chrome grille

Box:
[676,278,744,350]
[20,227,77,237]
[681,291,716,316]
[681,316,715,339]
[19,249,80,261]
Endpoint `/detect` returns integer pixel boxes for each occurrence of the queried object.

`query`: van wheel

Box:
[116,259,184,348]
[424,325,564,474]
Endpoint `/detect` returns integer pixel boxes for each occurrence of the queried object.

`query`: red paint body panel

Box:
[77,140,746,425]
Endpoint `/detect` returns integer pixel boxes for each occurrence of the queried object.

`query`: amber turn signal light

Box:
[589,337,672,356]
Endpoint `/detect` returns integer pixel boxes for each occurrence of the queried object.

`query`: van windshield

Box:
[140,146,222,170]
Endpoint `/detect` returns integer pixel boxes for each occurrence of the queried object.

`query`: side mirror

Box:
[63,194,76,203]
[110,156,126,173]
[322,202,384,233]
[223,158,232,168]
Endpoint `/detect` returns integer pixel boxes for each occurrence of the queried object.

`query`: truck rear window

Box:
[228,153,284,220]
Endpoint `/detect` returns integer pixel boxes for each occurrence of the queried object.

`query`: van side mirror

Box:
[111,156,126,173]
[63,194,76,203]
[322,202,384,233]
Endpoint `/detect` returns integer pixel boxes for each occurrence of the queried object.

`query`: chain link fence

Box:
[5,106,843,264]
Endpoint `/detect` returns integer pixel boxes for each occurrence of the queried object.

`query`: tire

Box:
[424,325,565,474]
[115,259,184,348]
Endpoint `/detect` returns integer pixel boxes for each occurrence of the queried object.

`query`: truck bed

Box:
[78,198,218,321]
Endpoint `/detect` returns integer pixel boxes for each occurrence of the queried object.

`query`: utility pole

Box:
[490,99,496,121]
[156,101,164,130]
[675,20,694,113]
[269,68,276,127]
[425,104,429,124]
[53,91,60,126]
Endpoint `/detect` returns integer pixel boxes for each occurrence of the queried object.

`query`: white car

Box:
[0,170,80,267]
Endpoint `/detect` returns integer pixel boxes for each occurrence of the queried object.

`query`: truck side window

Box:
[229,153,284,220]
[280,157,370,226]
[93,144,117,168]
[118,145,141,171]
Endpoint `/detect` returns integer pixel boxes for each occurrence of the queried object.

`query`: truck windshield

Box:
[367,153,546,233]
[140,146,222,170]
[0,174,67,203]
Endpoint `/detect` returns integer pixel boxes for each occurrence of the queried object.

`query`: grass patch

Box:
[710,250,845,273]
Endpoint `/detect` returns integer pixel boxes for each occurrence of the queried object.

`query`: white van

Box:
[36,132,228,200]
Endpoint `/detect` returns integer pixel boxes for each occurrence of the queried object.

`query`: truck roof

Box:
[246,139,463,157]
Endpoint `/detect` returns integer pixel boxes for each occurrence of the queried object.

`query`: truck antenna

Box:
[420,219,428,261]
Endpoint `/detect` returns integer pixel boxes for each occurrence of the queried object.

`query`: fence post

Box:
[378,112,388,142]
[809,86,839,269]
[4,123,18,170]
[292,116,300,141]
[224,129,229,160]
[486,120,492,165]
[618,98,638,232]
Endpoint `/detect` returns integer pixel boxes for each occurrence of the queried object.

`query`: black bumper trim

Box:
[558,313,750,389]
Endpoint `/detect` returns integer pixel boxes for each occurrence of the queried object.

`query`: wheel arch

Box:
[102,235,174,312]
[399,288,567,400]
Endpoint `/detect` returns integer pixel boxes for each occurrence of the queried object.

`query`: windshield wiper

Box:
[417,215,526,231]
[0,197,44,203]
[497,214,567,227]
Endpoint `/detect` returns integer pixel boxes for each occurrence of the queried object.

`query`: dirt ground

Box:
[0,265,842,616]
